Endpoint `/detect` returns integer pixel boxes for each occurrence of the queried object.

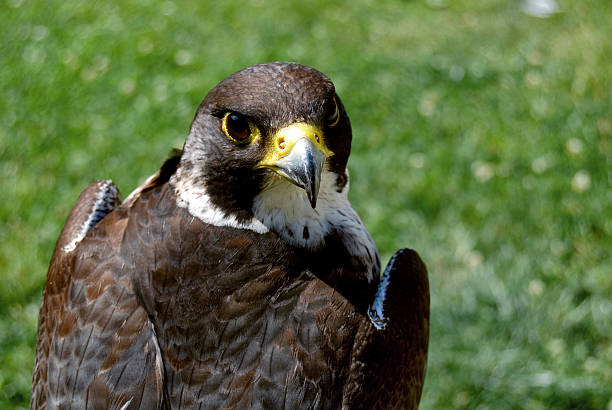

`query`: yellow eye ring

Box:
[326,97,340,127]
[222,112,261,144]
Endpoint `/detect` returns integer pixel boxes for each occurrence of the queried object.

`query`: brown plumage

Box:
[32,62,429,409]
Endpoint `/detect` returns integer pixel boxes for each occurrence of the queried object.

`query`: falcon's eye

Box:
[326,97,340,127]
[222,112,251,142]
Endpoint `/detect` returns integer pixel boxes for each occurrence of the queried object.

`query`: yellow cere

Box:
[258,122,334,167]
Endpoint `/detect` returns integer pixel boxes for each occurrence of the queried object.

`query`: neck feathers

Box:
[169,165,380,282]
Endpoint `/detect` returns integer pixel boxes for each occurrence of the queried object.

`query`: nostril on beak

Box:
[277,137,286,151]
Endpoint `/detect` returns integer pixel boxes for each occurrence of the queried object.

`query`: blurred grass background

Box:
[1,0,610,408]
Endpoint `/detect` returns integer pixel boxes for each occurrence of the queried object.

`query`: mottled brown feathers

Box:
[32,62,429,409]
[33,180,429,409]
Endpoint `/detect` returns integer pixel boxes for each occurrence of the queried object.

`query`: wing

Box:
[343,248,430,410]
[52,179,122,254]
[32,181,165,410]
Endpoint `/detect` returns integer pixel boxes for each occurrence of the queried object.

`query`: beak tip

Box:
[307,179,320,209]
[307,193,317,209]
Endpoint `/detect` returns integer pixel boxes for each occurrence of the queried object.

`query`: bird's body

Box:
[32,62,429,409]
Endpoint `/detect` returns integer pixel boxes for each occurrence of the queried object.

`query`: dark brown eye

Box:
[222,112,251,142]
[326,97,340,127]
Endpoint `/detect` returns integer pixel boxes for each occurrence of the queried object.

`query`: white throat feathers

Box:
[168,164,380,282]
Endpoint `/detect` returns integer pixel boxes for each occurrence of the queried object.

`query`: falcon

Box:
[32,62,429,409]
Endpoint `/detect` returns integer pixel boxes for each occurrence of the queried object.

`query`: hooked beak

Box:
[256,123,332,208]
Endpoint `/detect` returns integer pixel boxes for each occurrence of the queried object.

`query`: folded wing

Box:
[343,248,430,410]
[32,180,165,409]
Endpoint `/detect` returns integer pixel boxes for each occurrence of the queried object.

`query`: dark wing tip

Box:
[141,149,182,194]
[56,179,121,253]
[346,248,429,409]
[368,248,429,331]
[123,149,183,207]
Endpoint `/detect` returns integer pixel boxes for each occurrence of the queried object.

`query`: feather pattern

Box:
[33,181,429,409]
[32,62,429,409]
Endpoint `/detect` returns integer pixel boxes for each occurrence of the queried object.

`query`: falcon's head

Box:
[172,62,362,250]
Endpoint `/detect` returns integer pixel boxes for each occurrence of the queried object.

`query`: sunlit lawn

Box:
[1,0,610,408]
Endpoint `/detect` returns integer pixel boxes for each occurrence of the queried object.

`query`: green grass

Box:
[1,0,610,408]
